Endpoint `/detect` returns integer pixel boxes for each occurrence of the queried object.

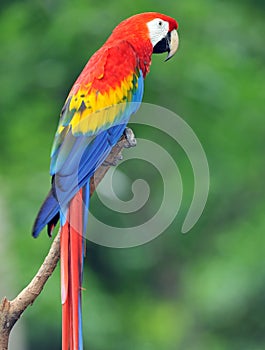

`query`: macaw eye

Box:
[158,20,163,26]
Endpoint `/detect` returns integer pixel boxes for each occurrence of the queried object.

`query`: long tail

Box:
[32,180,90,349]
[61,183,89,350]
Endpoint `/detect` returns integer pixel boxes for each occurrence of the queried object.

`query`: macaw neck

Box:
[126,37,153,77]
[106,35,153,78]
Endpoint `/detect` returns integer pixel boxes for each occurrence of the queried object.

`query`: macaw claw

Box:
[123,127,137,148]
[102,127,136,167]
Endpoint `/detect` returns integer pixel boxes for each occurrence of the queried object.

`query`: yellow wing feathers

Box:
[58,73,137,136]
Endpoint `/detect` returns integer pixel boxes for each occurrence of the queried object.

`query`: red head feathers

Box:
[105,12,179,76]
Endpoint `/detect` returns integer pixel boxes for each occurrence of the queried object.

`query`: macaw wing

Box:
[50,41,144,210]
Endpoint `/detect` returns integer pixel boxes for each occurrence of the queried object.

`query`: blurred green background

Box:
[1,0,265,349]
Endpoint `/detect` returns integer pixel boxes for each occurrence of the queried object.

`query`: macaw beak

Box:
[165,29,179,61]
[153,29,179,61]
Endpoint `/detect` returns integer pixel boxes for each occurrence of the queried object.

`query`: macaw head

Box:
[107,12,179,74]
[144,12,179,61]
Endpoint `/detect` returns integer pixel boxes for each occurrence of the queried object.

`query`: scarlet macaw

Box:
[33,12,179,350]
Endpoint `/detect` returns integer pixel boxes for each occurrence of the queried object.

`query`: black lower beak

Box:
[153,29,179,61]
[153,32,171,55]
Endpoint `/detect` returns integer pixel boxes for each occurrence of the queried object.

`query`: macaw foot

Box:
[103,152,123,166]
[123,127,137,148]
[103,128,136,167]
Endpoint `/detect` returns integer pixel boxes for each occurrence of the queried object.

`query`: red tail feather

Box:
[61,189,84,350]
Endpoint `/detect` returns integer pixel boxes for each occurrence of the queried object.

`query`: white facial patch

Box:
[146,18,170,47]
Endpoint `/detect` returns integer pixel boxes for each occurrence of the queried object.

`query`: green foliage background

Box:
[1,0,265,349]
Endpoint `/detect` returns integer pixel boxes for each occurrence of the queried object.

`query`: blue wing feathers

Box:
[32,71,144,237]
[32,190,60,237]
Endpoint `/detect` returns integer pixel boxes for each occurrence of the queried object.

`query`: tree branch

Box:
[0,133,133,350]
